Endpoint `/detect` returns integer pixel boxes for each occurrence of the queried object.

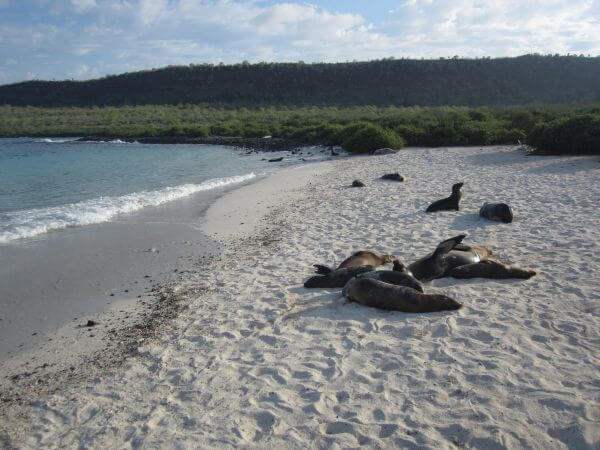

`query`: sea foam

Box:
[35,138,80,143]
[0,172,256,243]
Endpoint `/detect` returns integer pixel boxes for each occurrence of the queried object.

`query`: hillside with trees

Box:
[1,55,599,107]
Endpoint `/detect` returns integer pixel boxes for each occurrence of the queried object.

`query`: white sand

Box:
[1,146,599,449]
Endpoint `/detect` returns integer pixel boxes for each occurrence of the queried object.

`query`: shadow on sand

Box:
[463,149,530,167]
[526,157,599,175]
[447,213,507,232]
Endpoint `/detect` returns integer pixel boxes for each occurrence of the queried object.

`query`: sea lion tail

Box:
[313,264,333,275]
[433,234,466,257]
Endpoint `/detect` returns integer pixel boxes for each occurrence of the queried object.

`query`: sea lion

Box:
[352,180,366,187]
[304,265,374,288]
[447,260,536,279]
[479,202,514,223]
[408,235,467,282]
[344,278,462,313]
[341,258,424,295]
[444,244,493,268]
[426,182,464,212]
[381,173,404,182]
[353,270,424,292]
[314,251,396,275]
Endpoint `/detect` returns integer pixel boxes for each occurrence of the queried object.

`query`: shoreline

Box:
[0,161,335,434]
[0,170,272,392]
[74,135,307,152]
[2,146,599,448]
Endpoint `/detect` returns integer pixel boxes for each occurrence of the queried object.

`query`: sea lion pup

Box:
[479,202,514,223]
[408,235,467,282]
[304,265,374,288]
[313,251,396,275]
[447,260,536,279]
[426,182,464,212]
[344,278,462,313]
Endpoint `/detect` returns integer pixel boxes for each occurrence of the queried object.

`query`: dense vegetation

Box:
[1,55,599,108]
[1,104,598,154]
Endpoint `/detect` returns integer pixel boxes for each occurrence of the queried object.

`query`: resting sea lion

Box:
[447,260,536,279]
[409,236,495,282]
[314,251,396,275]
[304,266,374,288]
[352,180,366,187]
[444,244,493,268]
[344,278,462,313]
[426,182,464,212]
[352,271,424,292]
[408,235,467,282]
[479,202,514,223]
[381,173,404,182]
[342,258,424,295]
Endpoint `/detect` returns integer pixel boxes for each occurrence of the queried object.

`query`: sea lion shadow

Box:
[289,285,339,295]
[448,213,500,231]
[433,276,530,288]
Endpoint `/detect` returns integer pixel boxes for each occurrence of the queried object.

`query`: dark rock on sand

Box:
[371,148,398,155]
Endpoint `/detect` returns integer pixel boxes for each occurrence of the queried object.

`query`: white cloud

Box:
[0,0,598,84]
[137,0,169,25]
[71,0,96,13]
[382,0,600,57]
[68,63,90,78]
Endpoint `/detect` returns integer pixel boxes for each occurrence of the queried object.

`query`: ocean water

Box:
[0,137,301,243]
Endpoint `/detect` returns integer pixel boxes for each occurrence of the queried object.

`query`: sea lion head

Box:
[452,182,464,195]
[381,254,396,264]
[430,294,463,312]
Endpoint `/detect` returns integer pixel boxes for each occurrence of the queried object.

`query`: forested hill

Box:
[1,55,599,107]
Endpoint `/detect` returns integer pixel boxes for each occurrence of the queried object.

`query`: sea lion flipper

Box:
[313,264,332,275]
[434,234,466,256]
[452,243,472,252]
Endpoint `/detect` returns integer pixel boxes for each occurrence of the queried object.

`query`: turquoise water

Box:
[0,138,297,243]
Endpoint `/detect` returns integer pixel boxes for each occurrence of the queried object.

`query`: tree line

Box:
[1,55,599,107]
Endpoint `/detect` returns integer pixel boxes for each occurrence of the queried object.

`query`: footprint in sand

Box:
[336,391,350,403]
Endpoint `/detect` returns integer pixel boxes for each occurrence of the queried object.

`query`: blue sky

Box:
[0,0,598,85]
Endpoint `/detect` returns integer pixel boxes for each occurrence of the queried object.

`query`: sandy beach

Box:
[1,146,599,448]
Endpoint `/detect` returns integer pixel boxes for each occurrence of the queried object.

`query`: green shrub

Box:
[341,123,405,153]
[457,122,493,145]
[393,124,426,145]
[492,127,526,144]
[242,124,270,138]
[527,114,600,154]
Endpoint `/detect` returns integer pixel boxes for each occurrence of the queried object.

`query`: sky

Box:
[0,0,598,85]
